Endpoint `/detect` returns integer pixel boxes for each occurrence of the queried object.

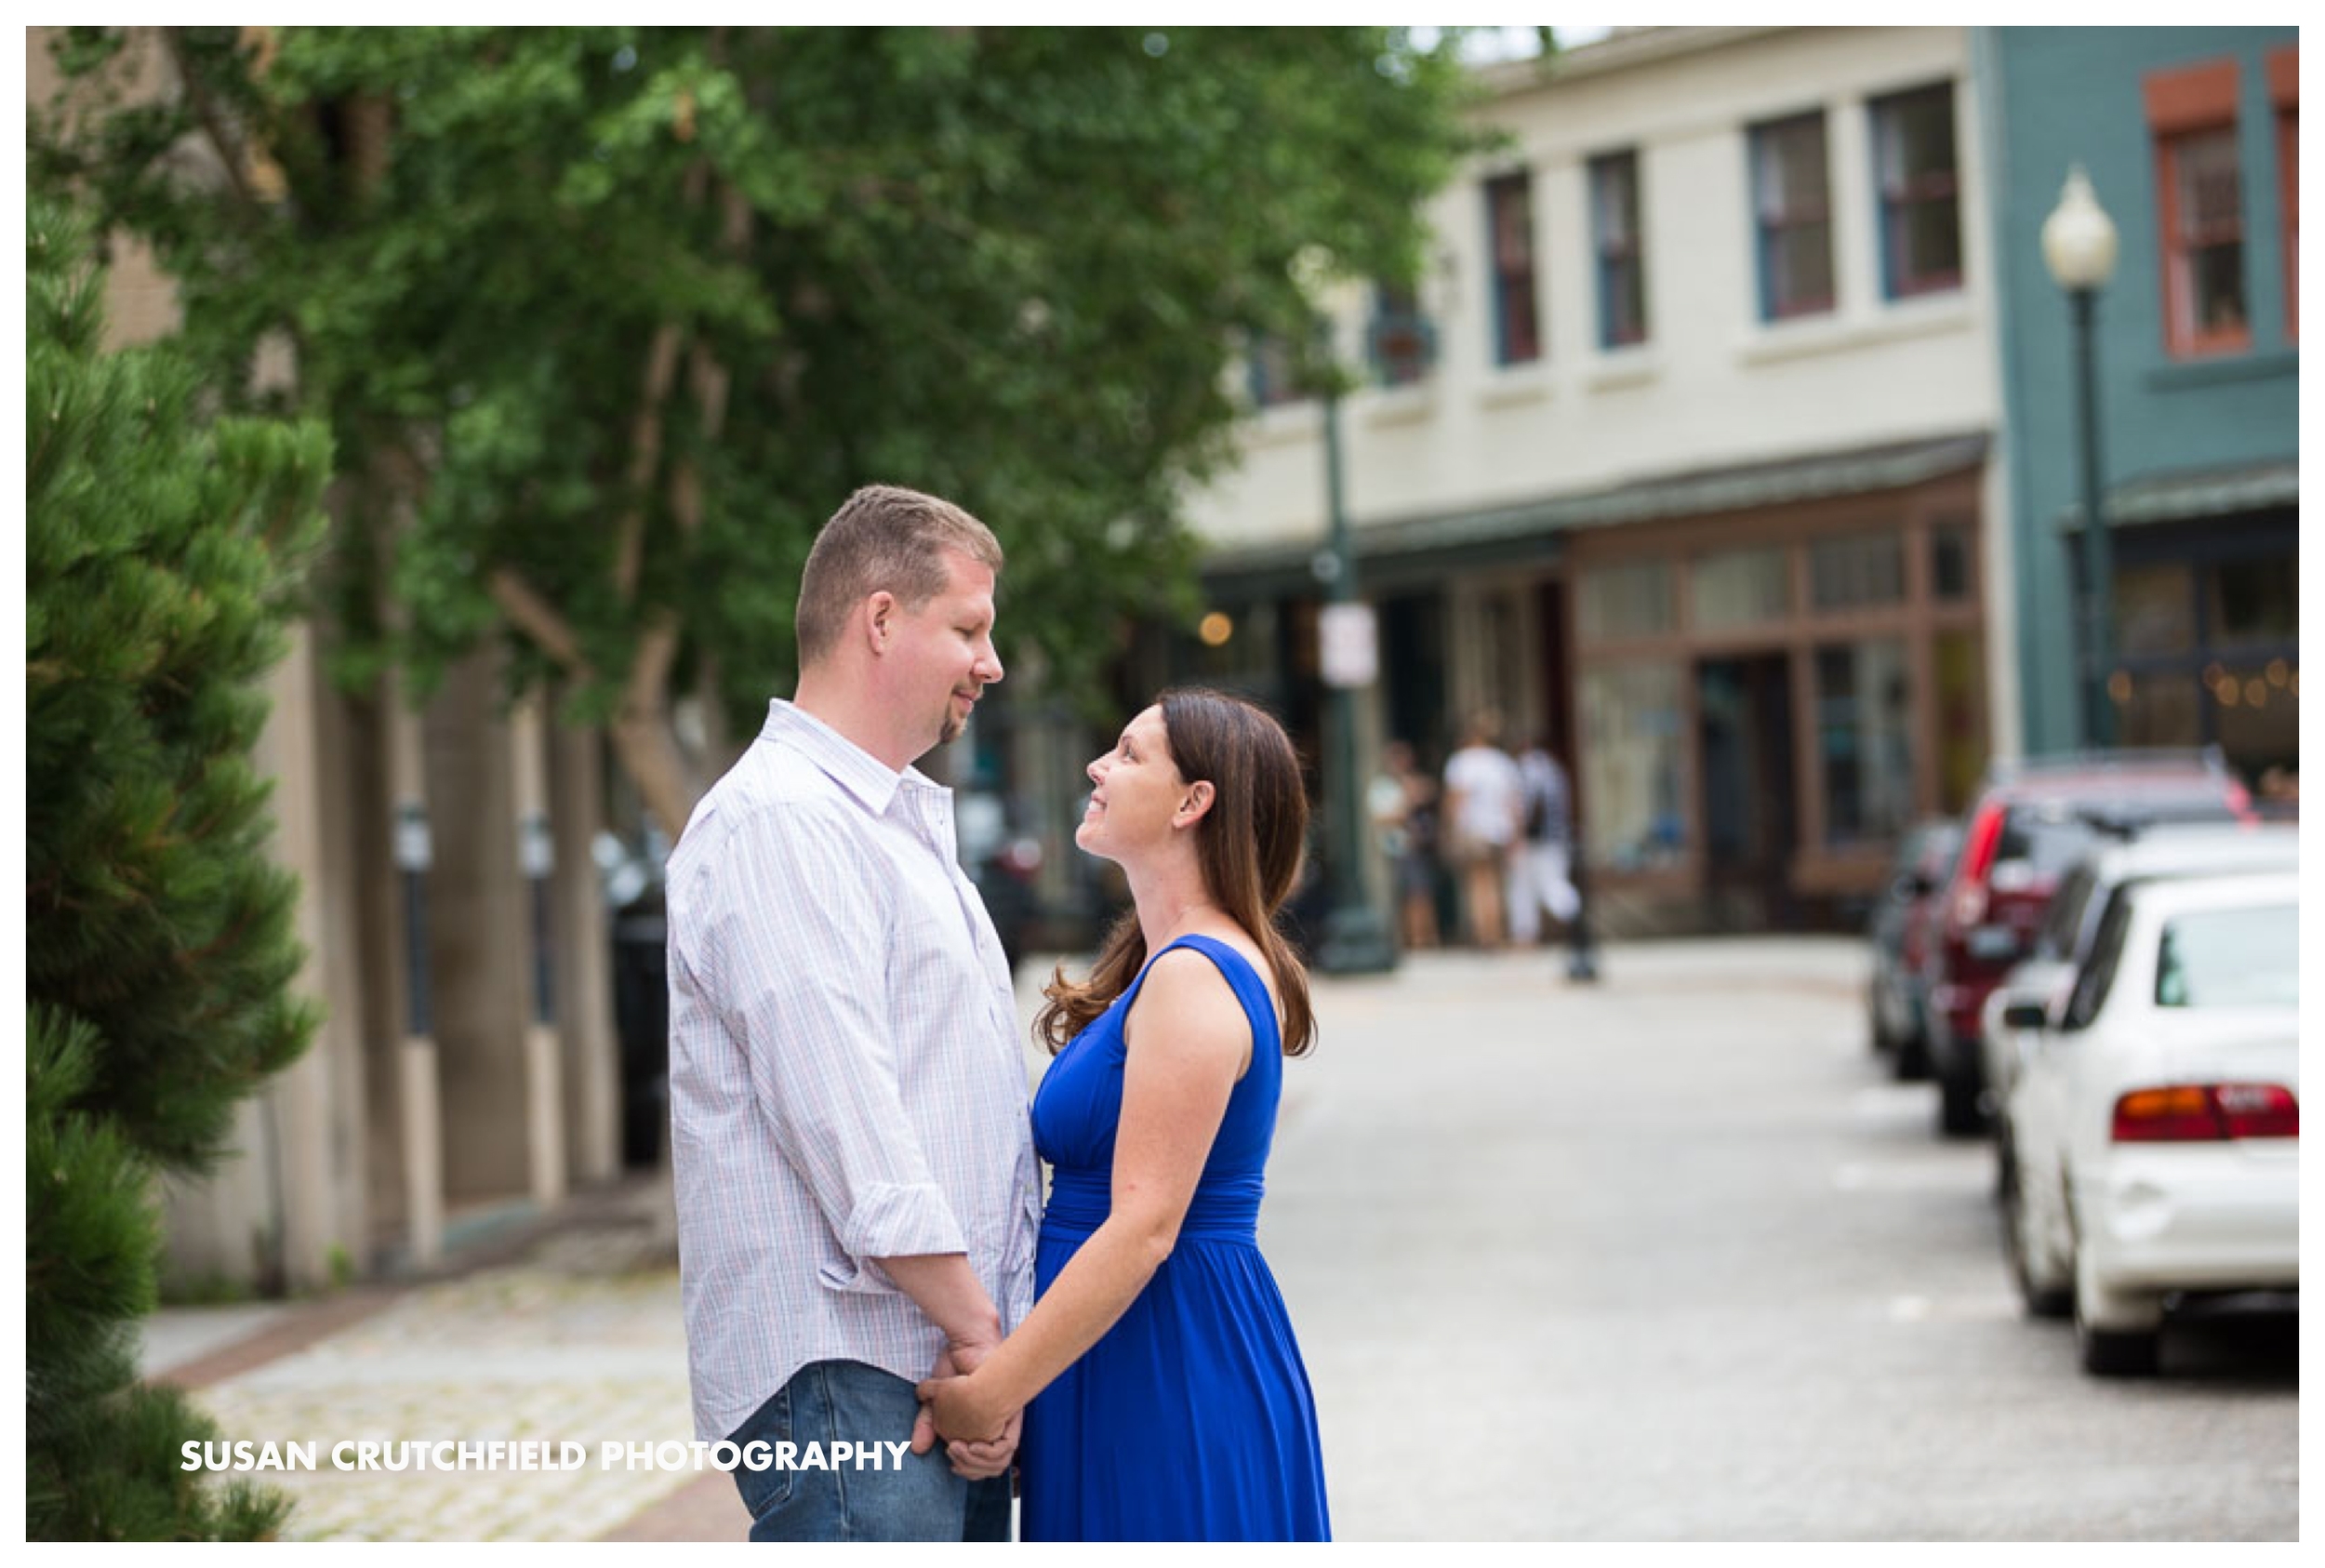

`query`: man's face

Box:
[886,550,1003,751]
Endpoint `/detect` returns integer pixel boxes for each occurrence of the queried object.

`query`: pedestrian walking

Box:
[1442,711,1523,949]
[1509,737,1581,946]
[1368,739,1442,950]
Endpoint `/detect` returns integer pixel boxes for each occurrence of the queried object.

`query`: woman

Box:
[917,687,1330,1541]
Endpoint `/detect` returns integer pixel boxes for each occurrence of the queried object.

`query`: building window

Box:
[1930,520,1974,601]
[1483,172,1542,365]
[1809,532,1905,610]
[1245,332,1303,409]
[1750,112,1834,320]
[1870,83,1962,298]
[1367,283,1433,387]
[1691,546,1789,631]
[1579,660,1688,871]
[1815,639,1914,847]
[2146,60,2249,356]
[1589,151,1648,348]
[1577,560,1674,642]
[2280,108,2299,338]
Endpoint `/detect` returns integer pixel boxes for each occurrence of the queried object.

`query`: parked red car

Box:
[1920,751,2252,1136]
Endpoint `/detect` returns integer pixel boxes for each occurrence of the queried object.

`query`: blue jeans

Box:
[727,1360,1012,1542]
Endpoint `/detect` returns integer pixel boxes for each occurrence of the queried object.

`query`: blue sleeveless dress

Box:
[1019,934,1330,1542]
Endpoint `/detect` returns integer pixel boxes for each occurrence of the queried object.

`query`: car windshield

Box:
[2154,903,2299,1009]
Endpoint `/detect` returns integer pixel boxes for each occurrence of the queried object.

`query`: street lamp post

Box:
[2041,165,2120,751]
[1294,247,1397,976]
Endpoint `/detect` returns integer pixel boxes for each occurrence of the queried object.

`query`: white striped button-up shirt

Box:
[666,699,1040,1442]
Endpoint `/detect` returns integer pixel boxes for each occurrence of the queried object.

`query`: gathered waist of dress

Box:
[1040,1166,1263,1246]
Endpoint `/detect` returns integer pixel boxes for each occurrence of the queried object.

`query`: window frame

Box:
[1869,81,1963,299]
[1588,149,1649,349]
[1749,111,1836,322]
[1367,282,1434,389]
[1482,170,1543,367]
[2146,59,2251,359]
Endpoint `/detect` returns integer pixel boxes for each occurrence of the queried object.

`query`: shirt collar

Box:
[760,699,942,815]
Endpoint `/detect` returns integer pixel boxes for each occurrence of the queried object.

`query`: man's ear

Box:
[863,591,897,653]
[1176,779,1216,828]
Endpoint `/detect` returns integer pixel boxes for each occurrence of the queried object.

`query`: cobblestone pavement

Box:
[176,1225,721,1542]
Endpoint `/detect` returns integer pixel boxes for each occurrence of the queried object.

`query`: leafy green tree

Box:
[25,195,329,1539]
[33,26,1481,833]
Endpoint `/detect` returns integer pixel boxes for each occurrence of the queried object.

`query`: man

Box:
[1442,711,1524,949]
[1508,736,1580,946]
[665,485,1039,1541]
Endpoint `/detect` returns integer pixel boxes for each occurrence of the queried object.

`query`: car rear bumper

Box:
[2076,1146,2300,1295]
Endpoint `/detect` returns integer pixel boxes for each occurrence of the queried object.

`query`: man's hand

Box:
[910,1342,1017,1480]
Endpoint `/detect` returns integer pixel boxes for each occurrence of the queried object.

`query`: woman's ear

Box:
[1176,779,1216,828]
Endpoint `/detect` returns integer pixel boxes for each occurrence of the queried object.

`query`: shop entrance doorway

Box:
[1696,653,1800,929]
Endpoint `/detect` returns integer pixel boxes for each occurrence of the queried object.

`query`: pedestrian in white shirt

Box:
[1442,711,1524,949]
[1509,737,1581,945]
[664,485,1036,1541]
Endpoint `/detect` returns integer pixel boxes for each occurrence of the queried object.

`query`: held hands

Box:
[910,1341,1019,1481]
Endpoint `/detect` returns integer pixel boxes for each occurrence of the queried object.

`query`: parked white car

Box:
[1983,822,2297,1129]
[1998,870,2298,1375]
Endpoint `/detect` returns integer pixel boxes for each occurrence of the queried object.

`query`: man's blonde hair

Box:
[795,485,1004,667]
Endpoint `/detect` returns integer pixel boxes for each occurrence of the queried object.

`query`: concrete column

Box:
[550,711,621,1187]
[511,693,566,1208]
[257,621,356,1292]
[388,664,443,1268]
[421,645,533,1206]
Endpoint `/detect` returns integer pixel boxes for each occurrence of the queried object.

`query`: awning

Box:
[1201,429,1991,598]
[2058,458,2299,531]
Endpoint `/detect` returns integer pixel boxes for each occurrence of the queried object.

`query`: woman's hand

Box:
[915,1368,1012,1448]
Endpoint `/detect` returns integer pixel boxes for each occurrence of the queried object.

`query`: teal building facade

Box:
[1973,27,2298,780]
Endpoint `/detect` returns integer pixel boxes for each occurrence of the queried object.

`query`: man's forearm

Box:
[873,1252,1003,1350]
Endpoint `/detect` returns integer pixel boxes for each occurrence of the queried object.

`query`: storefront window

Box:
[1579,661,1687,870]
[1577,560,1674,641]
[2209,659,2298,779]
[2115,562,2197,656]
[2119,670,2202,749]
[1809,532,1905,610]
[1815,639,1913,845]
[2208,555,2298,644]
[1692,546,1790,631]
[1931,520,1973,601]
[1933,630,1986,813]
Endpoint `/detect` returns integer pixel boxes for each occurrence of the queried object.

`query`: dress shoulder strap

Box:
[1146,933,1282,1059]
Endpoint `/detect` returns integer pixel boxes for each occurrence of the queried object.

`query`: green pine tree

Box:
[25,194,331,1541]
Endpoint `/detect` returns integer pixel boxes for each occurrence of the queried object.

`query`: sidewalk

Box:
[148,1180,748,1542]
[146,937,1866,1541]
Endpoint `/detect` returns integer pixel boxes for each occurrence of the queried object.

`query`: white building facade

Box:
[1179,25,2013,931]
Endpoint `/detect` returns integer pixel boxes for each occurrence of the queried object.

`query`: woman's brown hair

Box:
[1033,687,1316,1057]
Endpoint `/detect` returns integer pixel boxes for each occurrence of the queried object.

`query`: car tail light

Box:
[1949,806,2005,928]
[2214,1083,2299,1139]
[2111,1083,2299,1142]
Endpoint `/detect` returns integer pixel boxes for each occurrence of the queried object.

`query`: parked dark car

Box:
[1920,751,2252,1136]
[1867,817,1962,1080]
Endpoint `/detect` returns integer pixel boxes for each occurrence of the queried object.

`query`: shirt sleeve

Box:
[693,801,969,1288]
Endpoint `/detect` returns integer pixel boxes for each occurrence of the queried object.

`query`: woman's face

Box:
[1078,705,1183,860]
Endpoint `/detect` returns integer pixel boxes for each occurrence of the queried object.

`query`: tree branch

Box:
[611,324,684,603]
[489,567,592,677]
